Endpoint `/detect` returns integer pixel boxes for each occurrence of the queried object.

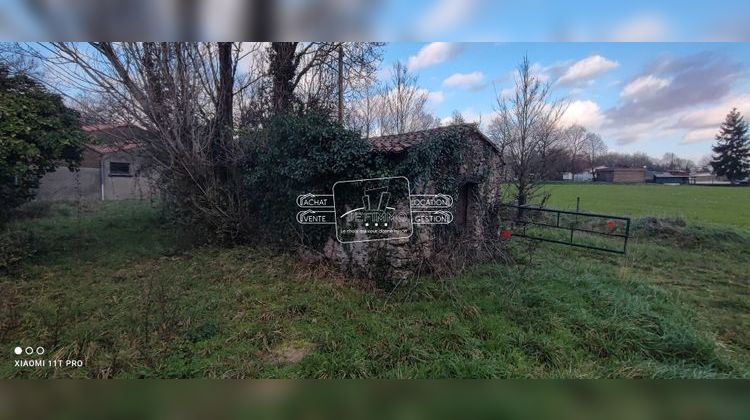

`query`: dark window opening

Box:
[456,182,478,232]
[109,162,131,176]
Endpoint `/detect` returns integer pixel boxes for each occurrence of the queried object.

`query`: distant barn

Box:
[593,167,646,183]
[653,171,690,185]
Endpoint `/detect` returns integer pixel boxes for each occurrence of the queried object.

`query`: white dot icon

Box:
[14,347,22,355]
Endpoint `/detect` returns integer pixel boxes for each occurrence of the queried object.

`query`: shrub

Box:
[241,112,372,247]
[0,229,36,274]
[0,65,84,225]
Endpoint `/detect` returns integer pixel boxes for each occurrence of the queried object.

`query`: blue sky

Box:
[3,0,750,41]
[374,0,750,42]
[378,42,750,161]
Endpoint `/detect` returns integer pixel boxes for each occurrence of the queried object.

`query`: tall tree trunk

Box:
[269,42,298,114]
[215,42,234,181]
[337,44,344,124]
[217,42,233,144]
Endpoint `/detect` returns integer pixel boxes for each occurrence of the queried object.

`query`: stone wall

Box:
[322,132,504,283]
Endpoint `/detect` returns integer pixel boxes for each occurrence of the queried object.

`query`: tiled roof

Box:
[81,124,150,154]
[82,124,151,144]
[368,124,498,153]
[81,124,131,132]
[85,143,139,154]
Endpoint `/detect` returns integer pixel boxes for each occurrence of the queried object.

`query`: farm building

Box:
[36,124,155,201]
[593,167,647,183]
[652,171,690,184]
[690,172,728,184]
[323,124,504,279]
[562,171,593,182]
[573,171,594,182]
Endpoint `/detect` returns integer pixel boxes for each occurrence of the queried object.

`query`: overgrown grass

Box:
[0,201,748,378]
[542,183,750,228]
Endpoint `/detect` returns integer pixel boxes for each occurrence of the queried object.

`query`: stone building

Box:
[36,125,155,201]
[322,124,505,281]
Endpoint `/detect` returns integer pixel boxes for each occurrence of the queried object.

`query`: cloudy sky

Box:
[379,42,750,161]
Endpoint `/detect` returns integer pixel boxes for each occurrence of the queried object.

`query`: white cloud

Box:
[681,128,719,144]
[677,94,750,144]
[407,42,462,71]
[499,87,515,99]
[621,75,671,99]
[560,100,606,129]
[606,94,750,146]
[558,55,619,85]
[675,94,750,129]
[375,66,391,81]
[442,71,485,89]
[417,0,477,36]
[530,62,551,83]
[423,89,445,106]
[608,14,671,41]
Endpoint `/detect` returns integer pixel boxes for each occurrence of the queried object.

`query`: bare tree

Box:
[489,55,567,206]
[563,124,588,173]
[534,108,566,179]
[379,61,438,135]
[583,131,607,170]
[661,152,694,171]
[267,42,382,118]
[345,72,379,137]
[13,41,381,238]
[448,110,466,125]
[697,154,713,172]
[25,42,255,239]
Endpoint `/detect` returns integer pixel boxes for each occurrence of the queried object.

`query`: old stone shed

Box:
[323,124,505,280]
[36,125,155,201]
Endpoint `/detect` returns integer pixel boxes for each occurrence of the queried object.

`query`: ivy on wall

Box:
[241,117,499,250]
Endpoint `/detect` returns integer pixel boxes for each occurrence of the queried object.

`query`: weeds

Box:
[0,201,748,378]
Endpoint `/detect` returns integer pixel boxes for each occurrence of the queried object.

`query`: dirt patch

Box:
[264,340,314,364]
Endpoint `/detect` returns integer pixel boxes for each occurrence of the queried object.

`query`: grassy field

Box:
[1,199,749,378]
[542,183,750,228]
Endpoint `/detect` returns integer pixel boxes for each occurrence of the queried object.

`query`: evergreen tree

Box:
[711,108,750,183]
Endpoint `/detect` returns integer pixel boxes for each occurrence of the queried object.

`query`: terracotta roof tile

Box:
[85,143,139,154]
[81,124,151,154]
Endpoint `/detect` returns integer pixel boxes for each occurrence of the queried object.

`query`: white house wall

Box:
[35,167,100,201]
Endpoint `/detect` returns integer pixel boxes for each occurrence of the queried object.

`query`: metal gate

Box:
[500,203,631,254]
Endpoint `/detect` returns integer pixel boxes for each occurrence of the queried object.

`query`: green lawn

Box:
[542,183,750,228]
[1,201,749,378]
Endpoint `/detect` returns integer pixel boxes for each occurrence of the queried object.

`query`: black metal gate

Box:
[500,203,631,254]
